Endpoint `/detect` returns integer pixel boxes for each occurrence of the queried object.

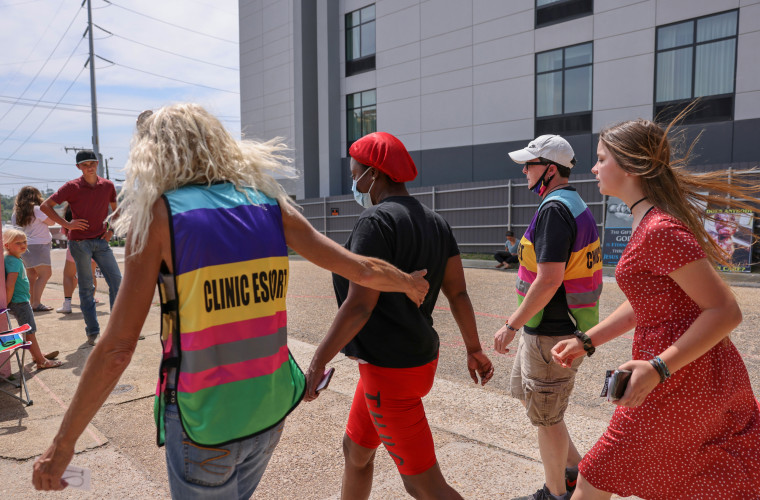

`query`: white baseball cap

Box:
[508,134,576,169]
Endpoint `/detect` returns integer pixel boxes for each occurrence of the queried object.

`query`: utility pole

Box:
[85,0,103,177]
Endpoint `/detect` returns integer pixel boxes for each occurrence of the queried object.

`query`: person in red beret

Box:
[304,131,494,499]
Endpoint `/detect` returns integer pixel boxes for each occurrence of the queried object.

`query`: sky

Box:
[0,0,240,198]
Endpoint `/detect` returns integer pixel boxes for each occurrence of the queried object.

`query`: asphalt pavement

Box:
[1,249,758,499]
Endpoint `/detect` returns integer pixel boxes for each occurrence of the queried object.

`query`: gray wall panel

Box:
[732,118,760,162]
[418,146,473,186]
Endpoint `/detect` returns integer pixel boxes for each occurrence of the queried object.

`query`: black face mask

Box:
[529,165,554,196]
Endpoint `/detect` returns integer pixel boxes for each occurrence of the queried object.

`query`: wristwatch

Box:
[574,329,595,357]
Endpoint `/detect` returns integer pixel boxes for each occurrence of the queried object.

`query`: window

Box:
[347,90,376,152]
[345,4,376,77]
[535,42,592,136]
[536,0,593,28]
[655,10,738,124]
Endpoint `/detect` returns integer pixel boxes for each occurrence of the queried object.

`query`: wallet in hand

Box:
[600,369,632,401]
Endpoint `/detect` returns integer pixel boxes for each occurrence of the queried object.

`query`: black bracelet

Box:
[505,324,519,332]
[649,356,671,383]
[574,329,595,357]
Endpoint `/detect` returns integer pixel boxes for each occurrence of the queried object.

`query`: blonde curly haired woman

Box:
[32,103,429,498]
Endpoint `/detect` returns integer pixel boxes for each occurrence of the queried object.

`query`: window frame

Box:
[535,0,593,29]
[345,4,376,77]
[346,89,377,154]
[653,9,739,124]
[534,41,593,137]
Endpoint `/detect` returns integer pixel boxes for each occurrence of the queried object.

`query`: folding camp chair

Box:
[0,308,33,406]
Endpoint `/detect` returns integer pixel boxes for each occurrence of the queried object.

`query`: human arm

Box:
[303,281,380,402]
[5,272,17,304]
[551,300,637,367]
[614,258,741,407]
[32,201,168,490]
[40,198,88,232]
[441,255,493,385]
[493,260,565,353]
[101,201,118,241]
[280,201,428,305]
[34,206,55,226]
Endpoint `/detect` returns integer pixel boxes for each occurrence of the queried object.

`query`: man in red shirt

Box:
[41,150,122,345]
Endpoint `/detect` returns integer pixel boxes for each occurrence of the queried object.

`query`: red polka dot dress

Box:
[579,208,760,499]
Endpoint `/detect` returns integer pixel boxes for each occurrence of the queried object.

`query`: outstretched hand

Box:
[467,350,494,385]
[32,442,74,491]
[551,337,585,368]
[406,269,428,306]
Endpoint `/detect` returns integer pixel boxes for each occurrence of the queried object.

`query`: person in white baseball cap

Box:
[495,134,602,500]
[509,134,577,196]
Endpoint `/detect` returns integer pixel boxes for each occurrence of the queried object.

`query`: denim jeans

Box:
[67,239,122,339]
[164,404,284,499]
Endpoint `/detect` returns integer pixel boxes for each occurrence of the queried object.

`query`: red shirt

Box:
[50,176,116,240]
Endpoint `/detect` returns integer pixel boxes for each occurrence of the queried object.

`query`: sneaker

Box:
[57,302,72,314]
[525,485,571,500]
[566,467,579,493]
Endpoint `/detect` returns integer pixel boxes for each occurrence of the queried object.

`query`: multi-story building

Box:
[239,0,760,200]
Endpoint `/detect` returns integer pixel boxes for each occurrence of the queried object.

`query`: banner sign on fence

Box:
[602,197,632,266]
[706,208,754,273]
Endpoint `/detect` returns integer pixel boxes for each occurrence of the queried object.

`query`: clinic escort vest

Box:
[516,188,603,332]
[154,183,305,446]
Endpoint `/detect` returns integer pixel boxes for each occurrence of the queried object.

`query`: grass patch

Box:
[460,252,493,261]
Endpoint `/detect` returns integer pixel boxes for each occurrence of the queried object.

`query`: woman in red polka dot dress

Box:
[552,116,760,500]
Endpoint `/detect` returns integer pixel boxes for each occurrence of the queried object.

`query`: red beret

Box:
[348,132,417,183]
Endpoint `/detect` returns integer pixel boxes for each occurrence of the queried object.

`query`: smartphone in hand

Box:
[316,367,335,393]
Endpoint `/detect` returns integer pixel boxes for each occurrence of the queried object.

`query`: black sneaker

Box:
[525,484,571,500]
[565,467,579,492]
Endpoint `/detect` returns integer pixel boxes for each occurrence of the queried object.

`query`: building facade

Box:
[239,0,760,200]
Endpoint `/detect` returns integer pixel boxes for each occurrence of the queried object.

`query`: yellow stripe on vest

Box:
[176,256,289,333]
[564,240,603,280]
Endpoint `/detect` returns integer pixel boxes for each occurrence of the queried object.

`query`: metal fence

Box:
[299,173,606,254]
[299,164,760,258]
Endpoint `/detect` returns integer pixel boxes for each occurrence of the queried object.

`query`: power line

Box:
[0,3,83,124]
[93,24,237,71]
[111,59,239,94]
[0,35,86,148]
[102,0,237,44]
[0,65,87,170]
[0,158,71,166]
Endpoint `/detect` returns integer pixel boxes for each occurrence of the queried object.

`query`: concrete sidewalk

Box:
[1,249,758,499]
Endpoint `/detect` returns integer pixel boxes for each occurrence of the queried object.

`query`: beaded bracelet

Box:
[573,329,595,357]
[649,356,671,383]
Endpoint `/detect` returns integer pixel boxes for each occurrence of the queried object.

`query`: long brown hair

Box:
[599,109,759,267]
[13,186,44,227]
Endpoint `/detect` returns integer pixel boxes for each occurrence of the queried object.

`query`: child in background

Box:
[3,227,61,370]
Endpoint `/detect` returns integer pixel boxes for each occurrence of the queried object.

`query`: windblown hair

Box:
[3,226,26,255]
[599,107,760,267]
[13,186,44,227]
[112,103,296,255]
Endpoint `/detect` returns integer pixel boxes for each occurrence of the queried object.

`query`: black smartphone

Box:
[316,367,335,393]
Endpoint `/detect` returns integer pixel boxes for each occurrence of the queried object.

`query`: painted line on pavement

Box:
[32,375,104,447]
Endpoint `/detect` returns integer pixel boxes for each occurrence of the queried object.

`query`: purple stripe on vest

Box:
[172,203,286,276]
[180,311,287,351]
[571,210,600,252]
[177,345,289,393]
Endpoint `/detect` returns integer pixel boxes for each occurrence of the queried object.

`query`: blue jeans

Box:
[67,239,122,339]
[164,404,284,499]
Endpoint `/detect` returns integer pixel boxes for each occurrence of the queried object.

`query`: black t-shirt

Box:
[333,196,460,367]
[523,193,578,336]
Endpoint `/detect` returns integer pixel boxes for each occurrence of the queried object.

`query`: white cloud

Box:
[0,0,240,196]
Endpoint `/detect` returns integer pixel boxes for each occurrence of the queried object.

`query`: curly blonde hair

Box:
[111,103,296,255]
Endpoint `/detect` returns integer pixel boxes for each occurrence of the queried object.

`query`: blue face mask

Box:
[352,168,375,208]
[529,165,553,196]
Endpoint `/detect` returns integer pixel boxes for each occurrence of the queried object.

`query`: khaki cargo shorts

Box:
[509,332,584,427]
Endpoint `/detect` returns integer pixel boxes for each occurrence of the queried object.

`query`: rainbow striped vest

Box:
[516,188,603,332]
[154,183,305,446]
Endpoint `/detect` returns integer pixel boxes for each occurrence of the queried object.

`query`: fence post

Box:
[507,179,512,229]
[431,185,436,212]
[322,197,328,237]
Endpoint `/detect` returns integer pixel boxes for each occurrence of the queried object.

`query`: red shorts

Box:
[345,357,438,476]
